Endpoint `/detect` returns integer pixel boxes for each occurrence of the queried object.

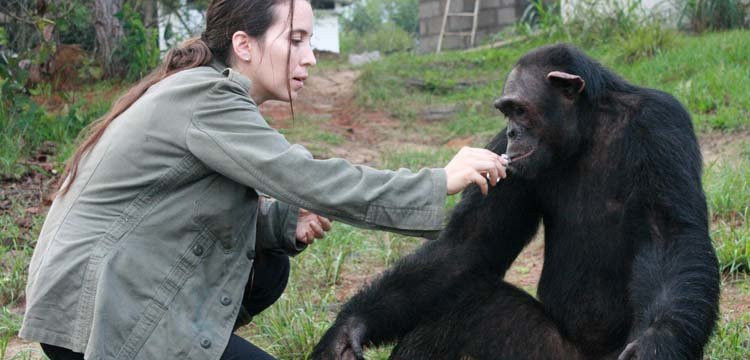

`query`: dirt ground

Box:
[2,67,749,358]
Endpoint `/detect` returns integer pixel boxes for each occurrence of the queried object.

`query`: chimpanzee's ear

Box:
[547,71,585,99]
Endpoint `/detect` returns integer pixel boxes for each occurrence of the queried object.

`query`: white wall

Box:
[312,10,341,53]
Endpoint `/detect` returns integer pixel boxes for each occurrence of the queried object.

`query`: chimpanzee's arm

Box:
[620,93,720,360]
[312,132,542,360]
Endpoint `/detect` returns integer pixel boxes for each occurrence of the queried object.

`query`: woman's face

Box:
[244,0,316,104]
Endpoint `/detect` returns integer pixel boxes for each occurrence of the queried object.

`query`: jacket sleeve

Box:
[256,197,307,256]
[185,76,447,238]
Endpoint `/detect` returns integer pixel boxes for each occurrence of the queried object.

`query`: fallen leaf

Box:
[17,217,32,228]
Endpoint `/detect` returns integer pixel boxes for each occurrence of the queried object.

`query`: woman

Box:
[19,0,508,359]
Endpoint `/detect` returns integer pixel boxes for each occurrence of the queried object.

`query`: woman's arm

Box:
[186,79,445,234]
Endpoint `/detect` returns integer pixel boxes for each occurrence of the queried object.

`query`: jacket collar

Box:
[209,58,252,94]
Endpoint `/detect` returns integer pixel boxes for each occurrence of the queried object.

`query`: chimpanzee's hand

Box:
[617,330,662,360]
[312,317,367,360]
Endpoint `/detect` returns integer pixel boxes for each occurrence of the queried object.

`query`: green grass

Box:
[704,145,750,273]
[0,200,43,306]
[0,81,118,178]
[705,314,750,360]
[356,30,750,133]
[274,114,346,156]
[239,224,423,359]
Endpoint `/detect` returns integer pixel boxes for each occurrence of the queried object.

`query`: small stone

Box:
[420,104,459,122]
[348,51,381,66]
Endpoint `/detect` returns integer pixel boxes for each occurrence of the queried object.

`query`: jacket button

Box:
[200,338,211,349]
[246,249,255,260]
[220,296,232,306]
[193,245,204,257]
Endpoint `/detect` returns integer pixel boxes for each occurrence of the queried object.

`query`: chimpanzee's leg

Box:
[389,279,585,360]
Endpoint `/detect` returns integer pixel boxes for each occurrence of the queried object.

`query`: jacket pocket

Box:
[193,175,257,250]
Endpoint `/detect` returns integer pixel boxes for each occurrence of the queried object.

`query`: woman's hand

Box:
[445,147,509,196]
[296,208,333,244]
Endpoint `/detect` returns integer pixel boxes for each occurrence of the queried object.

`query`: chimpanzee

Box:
[312,44,720,360]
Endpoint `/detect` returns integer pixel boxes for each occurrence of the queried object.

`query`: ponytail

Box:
[56,38,213,196]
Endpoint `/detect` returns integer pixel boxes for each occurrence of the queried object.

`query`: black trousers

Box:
[41,251,290,360]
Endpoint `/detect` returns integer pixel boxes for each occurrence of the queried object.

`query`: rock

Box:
[348,51,381,66]
[420,104,459,122]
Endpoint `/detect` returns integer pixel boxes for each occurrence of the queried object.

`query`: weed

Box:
[705,314,750,359]
[677,0,750,32]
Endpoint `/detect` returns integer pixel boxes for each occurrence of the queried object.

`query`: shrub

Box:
[339,0,419,54]
[114,3,160,81]
[340,22,415,54]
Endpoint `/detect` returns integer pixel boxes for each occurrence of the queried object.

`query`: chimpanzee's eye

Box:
[497,99,527,120]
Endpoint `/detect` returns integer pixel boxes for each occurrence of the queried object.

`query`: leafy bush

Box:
[340,0,419,54]
[0,31,108,177]
[0,32,46,176]
[385,0,419,34]
[56,2,96,52]
[114,3,159,81]
[340,22,415,54]
[341,0,385,34]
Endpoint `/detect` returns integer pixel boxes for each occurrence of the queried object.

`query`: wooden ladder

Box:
[436,0,481,53]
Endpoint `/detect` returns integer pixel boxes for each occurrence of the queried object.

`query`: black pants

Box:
[41,251,290,360]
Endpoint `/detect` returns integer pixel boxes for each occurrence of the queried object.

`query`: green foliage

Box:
[0,52,47,177]
[516,0,566,38]
[340,0,419,54]
[340,22,415,54]
[517,0,678,62]
[55,1,96,51]
[705,314,750,359]
[617,23,677,63]
[115,3,160,81]
[0,42,112,178]
[713,211,750,273]
[385,0,419,34]
[678,0,750,32]
[341,0,384,34]
[0,27,7,46]
[705,152,750,273]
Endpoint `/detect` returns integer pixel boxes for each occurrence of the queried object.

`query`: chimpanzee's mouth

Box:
[508,148,535,163]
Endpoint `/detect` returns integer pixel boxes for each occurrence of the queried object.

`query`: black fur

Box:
[312,44,720,360]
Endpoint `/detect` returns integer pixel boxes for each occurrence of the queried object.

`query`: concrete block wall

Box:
[419,0,522,53]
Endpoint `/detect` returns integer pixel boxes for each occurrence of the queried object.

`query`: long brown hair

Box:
[57,0,300,196]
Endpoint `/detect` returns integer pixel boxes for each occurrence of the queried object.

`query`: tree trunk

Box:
[143,0,158,29]
[94,0,124,76]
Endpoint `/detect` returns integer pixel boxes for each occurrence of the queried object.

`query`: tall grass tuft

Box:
[705,154,750,273]
[705,314,750,359]
[678,0,750,32]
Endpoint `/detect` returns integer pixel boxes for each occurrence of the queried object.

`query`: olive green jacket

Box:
[19,60,447,359]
